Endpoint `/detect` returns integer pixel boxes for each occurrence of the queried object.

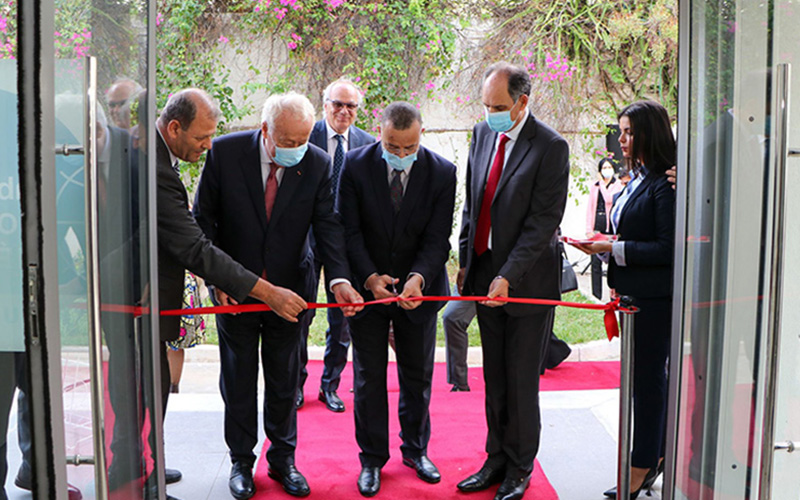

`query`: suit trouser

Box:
[442,298,475,387]
[472,252,550,478]
[630,297,671,469]
[218,310,302,467]
[299,261,350,392]
[349,306,436,468]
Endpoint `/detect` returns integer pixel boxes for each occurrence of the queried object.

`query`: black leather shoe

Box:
[402,455,441,484]
[494,474,531,500]
[318,389,345,412]
[457,464,505,492]
[229,462,255,500]
[296,391,305,410]
[165,468,182,485]
[357,466,381,497]
[450,384,471,392]
[268,464,310,497]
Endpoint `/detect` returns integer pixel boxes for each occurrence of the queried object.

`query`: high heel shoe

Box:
[602,466,659,499]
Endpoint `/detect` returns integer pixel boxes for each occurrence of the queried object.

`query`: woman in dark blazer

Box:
[573,100,676,498]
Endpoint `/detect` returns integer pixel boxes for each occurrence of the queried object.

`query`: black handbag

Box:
[560,242,578,293]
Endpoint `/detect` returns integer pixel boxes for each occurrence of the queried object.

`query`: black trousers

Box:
[298,259,351,392]
[218,309,303,468]
[472,252,550,479]
[349,306,437,468]
[630,297,672,469]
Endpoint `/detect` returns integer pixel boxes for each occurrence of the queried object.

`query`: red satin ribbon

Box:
[98,296,633,340]
[153,295,632,340]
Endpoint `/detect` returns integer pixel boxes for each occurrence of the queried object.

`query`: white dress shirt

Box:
[325,121,350,157]
[609,167,648,267]
[485,110,530,251]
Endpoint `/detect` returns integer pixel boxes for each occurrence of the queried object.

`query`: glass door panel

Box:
[51,1,158,498]
[768,0,800,496]
[671,0,772,497]
[0,9,26,497]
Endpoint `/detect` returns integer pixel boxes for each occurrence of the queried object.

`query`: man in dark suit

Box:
[193,92,363,500]
[156,89,303,499]
[338,101,456,497]
[298,78,375,413]
[455,63,569,500]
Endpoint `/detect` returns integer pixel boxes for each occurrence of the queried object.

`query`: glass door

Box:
[15,1,160,499]
[667,0,800,498]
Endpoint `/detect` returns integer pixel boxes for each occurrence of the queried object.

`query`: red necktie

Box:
[474,134,510,256]
[264,165,279,221]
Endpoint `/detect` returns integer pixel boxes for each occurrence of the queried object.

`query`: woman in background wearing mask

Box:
[586,157,624,300]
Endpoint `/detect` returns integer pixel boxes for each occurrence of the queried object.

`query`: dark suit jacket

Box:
[459,114,570,316]
[607,173,675,299]
[309,119,375,158]
[156,133,258,342]
[338,142,456,322]
[193,129,350,303]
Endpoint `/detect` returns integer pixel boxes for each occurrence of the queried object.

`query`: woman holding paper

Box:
[572,100,676,499]
[586,157,624,299]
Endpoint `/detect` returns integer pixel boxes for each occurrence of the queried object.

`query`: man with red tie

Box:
[456,63,570,500]
[193,92,363,500]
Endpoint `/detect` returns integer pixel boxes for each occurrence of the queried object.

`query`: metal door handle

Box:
[788,148,800,157]
[775,441,796,452]
[55,144,84,156]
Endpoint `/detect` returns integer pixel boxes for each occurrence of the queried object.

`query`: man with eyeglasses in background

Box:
[299,79,375,413]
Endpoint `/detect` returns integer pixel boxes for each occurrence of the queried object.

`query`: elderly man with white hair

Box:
[193,92,363,500]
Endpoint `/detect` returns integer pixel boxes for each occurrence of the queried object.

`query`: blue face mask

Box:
[273,143,308,167]
[485,109,514,133]
[382,148,417,171]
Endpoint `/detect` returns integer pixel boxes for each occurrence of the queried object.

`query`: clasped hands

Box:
[218,280,364,323]
[365,273,423,310]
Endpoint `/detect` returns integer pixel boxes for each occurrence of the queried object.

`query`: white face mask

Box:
[601,168,615,179]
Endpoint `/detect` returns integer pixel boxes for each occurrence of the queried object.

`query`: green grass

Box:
[199,282,608,348]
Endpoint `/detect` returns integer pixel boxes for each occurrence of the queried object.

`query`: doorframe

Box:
[18,1,69,499]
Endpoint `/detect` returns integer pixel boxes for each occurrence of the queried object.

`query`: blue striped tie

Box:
[333,134,344,196]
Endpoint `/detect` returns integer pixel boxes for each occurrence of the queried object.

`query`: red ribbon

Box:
[97,296,633,340]
[155,295,632,341]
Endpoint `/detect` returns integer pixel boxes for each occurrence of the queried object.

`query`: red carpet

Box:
[253,360,620,499]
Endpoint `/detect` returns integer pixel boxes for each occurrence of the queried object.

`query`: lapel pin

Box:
[297,170,302,176]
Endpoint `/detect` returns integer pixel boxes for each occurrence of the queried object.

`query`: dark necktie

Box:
[474,133,510,255]
[333,134,344,196]
[264,165,279,221]
[390,170,403,214]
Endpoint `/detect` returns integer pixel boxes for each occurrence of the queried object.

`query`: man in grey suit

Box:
[298,79,375,413]
[155,89,306,499]
[455,63,570,500]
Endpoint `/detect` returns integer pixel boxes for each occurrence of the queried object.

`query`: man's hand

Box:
[456,267,466,295]
[481,276,509,308]
[332,282,365,317]
[215,287,240,315]
[666,166,677,190]
[398,274,423,310]
[250,278,307,322]
[365,274,399,301]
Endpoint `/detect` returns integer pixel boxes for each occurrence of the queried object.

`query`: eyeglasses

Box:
[327,99,359,111]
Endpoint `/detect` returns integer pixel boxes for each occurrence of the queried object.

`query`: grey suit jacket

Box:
[459,114,570,316]
[156,133,258,342]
